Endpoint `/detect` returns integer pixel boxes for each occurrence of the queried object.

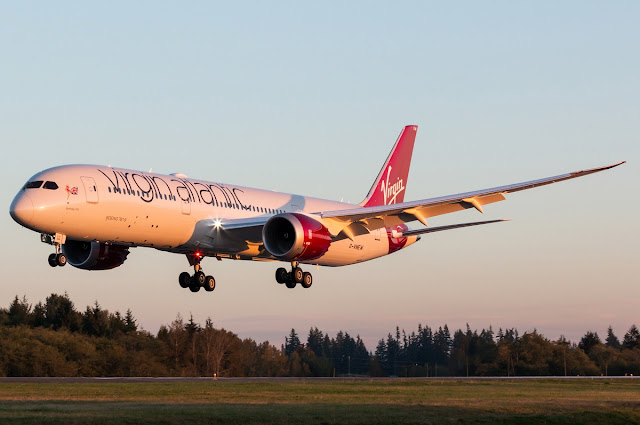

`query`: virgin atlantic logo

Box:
[381,166,405,205]
[66,185,78,199]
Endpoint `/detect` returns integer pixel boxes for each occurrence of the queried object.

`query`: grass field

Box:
[0,378,639,424]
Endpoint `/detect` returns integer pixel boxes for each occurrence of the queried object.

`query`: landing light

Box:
[213,219,222,229]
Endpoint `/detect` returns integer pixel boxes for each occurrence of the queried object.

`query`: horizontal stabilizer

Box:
[397,219,509,237]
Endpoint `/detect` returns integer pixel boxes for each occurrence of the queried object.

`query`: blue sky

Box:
[1,2,638,348]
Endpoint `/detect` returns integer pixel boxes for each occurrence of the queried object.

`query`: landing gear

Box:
[47,252,67,267]
[204,275,216,292]
[194,271,206,286]
[277,262,313,289]
[302,272,312,289]
[43,233,67,267]
[178,254,216,293]
[275,268,288,284]
[293,267,304,284]
[179,272,190,288]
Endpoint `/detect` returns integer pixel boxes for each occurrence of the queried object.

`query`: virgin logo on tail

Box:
[359,125,417,208]
[381,166,405,205]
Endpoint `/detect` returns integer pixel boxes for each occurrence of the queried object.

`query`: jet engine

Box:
[262,213,332,261]
[62,240,130,270]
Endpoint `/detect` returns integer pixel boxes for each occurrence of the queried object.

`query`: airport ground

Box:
[0,377,639,424]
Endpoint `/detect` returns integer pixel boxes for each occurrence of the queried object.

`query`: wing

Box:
[208,161,624,245]
[318,161,625,238]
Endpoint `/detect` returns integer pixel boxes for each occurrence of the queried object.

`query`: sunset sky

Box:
[1,2,637,349]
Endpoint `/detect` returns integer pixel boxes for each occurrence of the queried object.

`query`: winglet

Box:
[359,125,417,208]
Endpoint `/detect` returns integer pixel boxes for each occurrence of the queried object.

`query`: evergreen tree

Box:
[124,309,137,333]
[605,326,621,349]
[8,296,31,326]
[433,326,451,372]
[578,331,601,355]
[306,327,324,356]
[623,325,640,350]
[32,302,46,328]
[284,328,301,356]
[374,338,387,371]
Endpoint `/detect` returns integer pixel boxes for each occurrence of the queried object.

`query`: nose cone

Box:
[10,192,34,227]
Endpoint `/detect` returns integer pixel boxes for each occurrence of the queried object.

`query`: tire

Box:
[48,253,58,267]
[301,272,312,289]
[275,267,287,284]
[179,272,191,288]
[293,267,304,284]
[285,280,296,289]
[204,275,215,292]
[56,253,67,267]
[194,271,206,286]
[189,284,201,293]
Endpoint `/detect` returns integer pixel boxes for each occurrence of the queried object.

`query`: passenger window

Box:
[43,181,58,190]
[25,181,44,189]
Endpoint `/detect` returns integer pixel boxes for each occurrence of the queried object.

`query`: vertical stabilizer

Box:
[359,125,417,207]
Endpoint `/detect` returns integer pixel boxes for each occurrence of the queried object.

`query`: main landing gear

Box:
[275,262,312,289]
[179,254,215,293]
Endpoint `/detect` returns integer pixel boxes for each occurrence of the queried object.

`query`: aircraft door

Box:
[81,177,99,203]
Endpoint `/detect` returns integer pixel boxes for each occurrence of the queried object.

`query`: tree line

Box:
[0,294,638,377]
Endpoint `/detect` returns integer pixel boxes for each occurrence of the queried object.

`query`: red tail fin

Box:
[359,125,417,207]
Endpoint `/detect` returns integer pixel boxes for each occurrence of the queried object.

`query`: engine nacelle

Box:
[62,240,129,270]
[262,213,332,261]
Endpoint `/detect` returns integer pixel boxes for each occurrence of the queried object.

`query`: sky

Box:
[1,2,638,350]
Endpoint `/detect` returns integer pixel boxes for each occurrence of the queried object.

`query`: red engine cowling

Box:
[262,213,332,261]
[62,240,129,270]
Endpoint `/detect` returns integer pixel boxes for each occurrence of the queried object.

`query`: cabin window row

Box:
[106,186,284,214]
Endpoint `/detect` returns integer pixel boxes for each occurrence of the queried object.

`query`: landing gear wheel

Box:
[204,275,215,292]
[293,267,304,284]
[179,272,191,288]
[189,284,201,293]
[275,267,288,284]
[48,253,58,267]
[56,253,67,267]
[285,280,296,289]
[194,271,206,286]
[301,272,312,289]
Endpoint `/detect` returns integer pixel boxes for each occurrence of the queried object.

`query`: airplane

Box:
[9,126,624,293]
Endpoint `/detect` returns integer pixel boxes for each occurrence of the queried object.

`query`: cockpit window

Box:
[43,181,59,190]
[24,181,43,189]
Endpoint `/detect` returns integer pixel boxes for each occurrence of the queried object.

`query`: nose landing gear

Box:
[48,253,67,267]
[275,262,312,289]
[42,233,67,267]
[179,253,216,293]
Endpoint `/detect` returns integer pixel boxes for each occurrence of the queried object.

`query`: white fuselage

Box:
[11,165,417,267]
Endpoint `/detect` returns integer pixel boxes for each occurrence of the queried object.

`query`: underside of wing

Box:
[397,219,509,237]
